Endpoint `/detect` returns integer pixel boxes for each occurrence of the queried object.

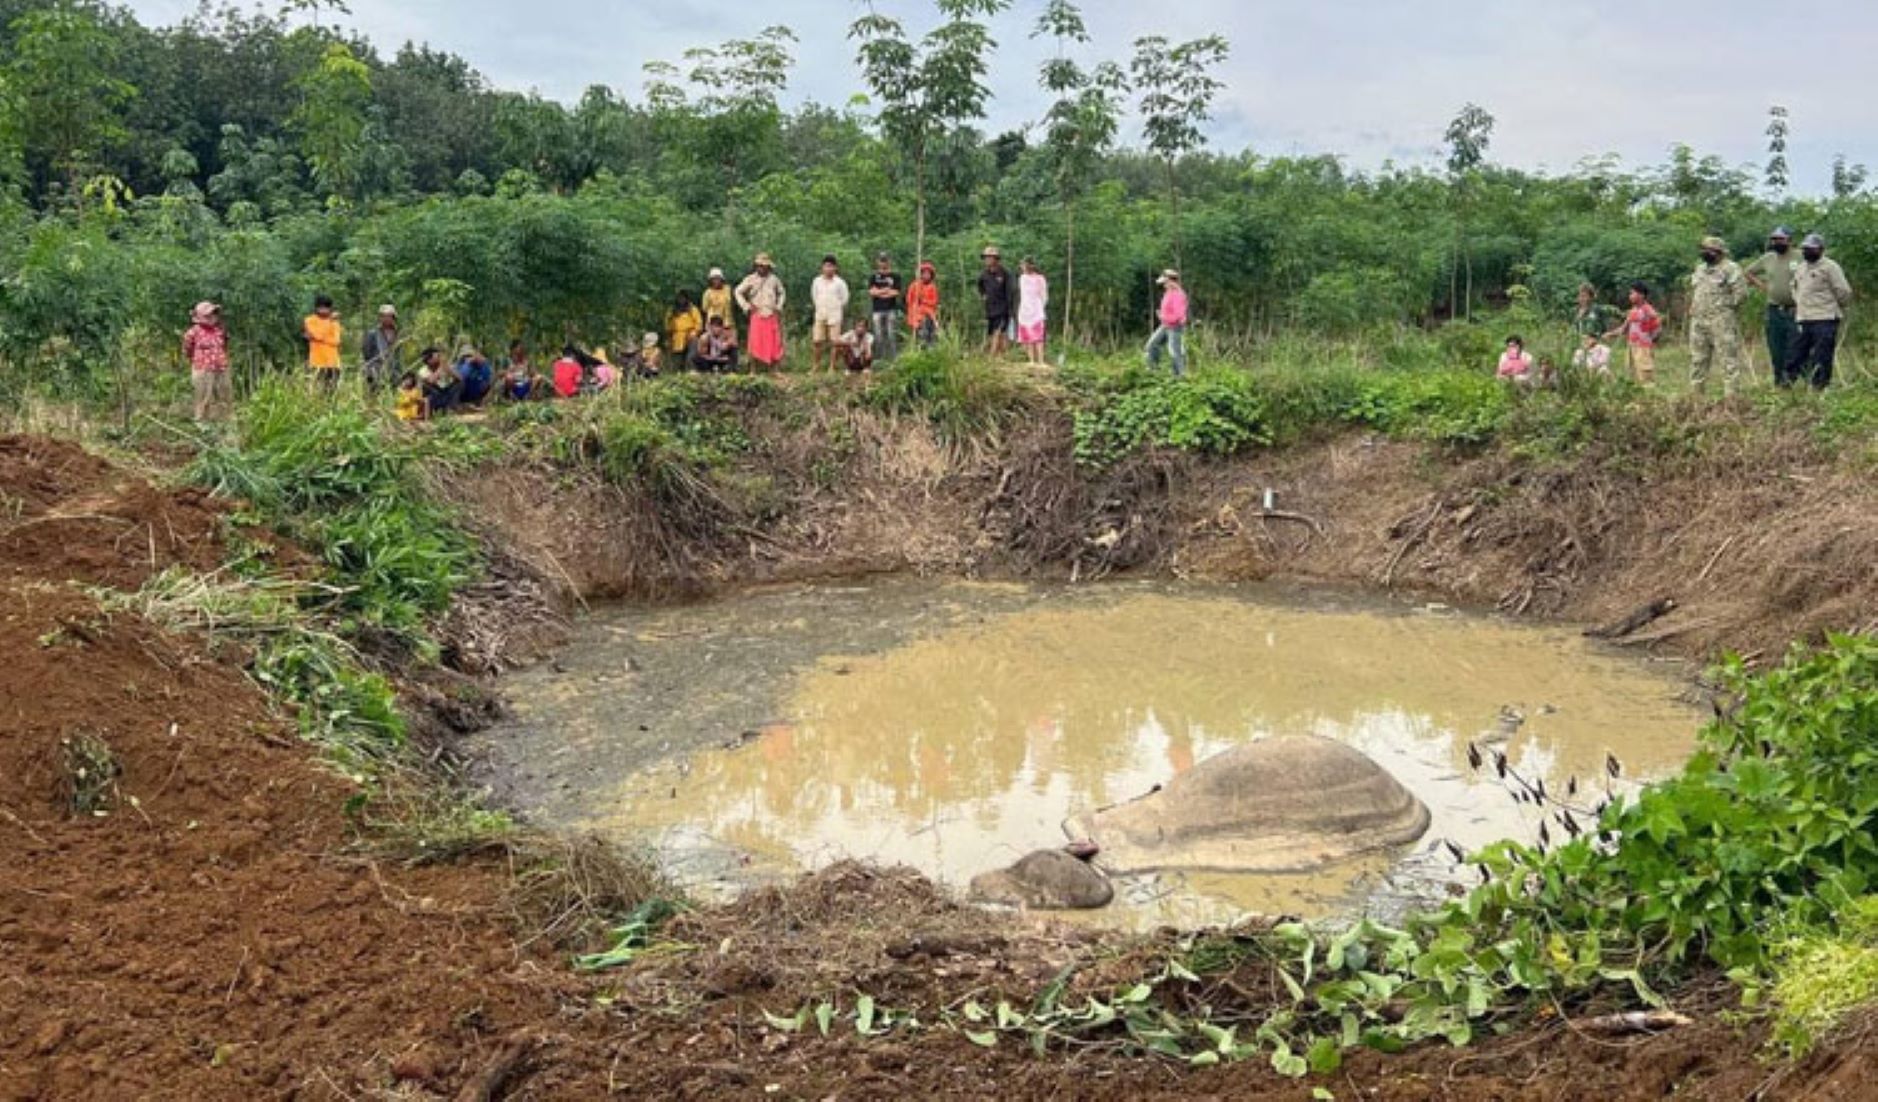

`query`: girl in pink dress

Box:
[1017,258,1049,364]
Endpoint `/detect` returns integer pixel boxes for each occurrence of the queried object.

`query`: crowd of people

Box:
[1497,229,1854,394]
[180,244,1180,422]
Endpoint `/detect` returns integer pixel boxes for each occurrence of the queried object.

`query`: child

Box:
[591,348,620,392]
[500,342,542,401]
[552,346,584,398]
[837,316,876,375]
[906,261,940,349]
[1604,281,1662,386]
[811,255,850,372]
[1572,334,1613,377]
[1017,258,1048,365]
[640,332,664,377]
[303,294,343,391]
[181,301,231,422]
[395,372,427,422]
[1496,335,1536,385]
[418,346,462,413]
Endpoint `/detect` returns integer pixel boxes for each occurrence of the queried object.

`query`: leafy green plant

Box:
[1068,363,1271,468]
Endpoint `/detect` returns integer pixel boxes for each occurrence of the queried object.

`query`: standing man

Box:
[303,294,344,392]
[1687,236,1748,397]
[1744,227,1800,384]
[736,253,787,371]
[1145,269,1190,377]
[810,255,850,373]
[360,304,402,395]
[1787,234,1853,390]
[868,253,904,362]
[977,246,1012,357]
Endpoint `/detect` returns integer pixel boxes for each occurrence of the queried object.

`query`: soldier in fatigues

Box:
[1688,235,1748,396]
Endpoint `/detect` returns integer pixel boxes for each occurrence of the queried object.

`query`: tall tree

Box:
[1764,104,1790,194]
[851,0,1011,264]
[1831,154,1869,201]
[1034,0,1126,342]
[1,2,137,197]
[1444,102,1494,321]
[1130,33,1228,268]
[291,41,373,203]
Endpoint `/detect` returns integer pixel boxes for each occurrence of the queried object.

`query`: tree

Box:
[291,41,373,203]
[851,0,1011,264]
[1831,154,1869,201]
[1130,34,1229,267]
[1764,104,1790,194]
[1034,0,1126,342]
[1,3,137,197]
[1443,102,1495,321]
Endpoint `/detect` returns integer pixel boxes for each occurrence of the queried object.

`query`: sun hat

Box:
[754,252,773,267]
[593,347,612,364]
[191,301,220,323]
[378,304,398,317]
[1700,236,1728,253]
[642,332,659,348]
[982,245,1001,259]
[708,267,725,280]
[1156,269,1182,284]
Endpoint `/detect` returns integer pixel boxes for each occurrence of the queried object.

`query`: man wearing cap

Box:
[1688,236,1748,396]
[182,302,232,422]
[361,305,403,395]
[701,268,735,330]
[977,246,1013,356]
[1146,270,1190,377]
[1787,234,1853,390]
[868,253,904,362]
[1744,228,1800,383]
[736,253,787,369]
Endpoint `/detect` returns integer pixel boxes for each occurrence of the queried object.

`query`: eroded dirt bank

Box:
[6,426,1878,1100]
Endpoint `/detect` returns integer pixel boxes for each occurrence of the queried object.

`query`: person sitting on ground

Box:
[907,260,941,349]
[418,346,463,413]
[181,301,232,423]
[667,290,704,361]
[552,345,585,398]
[455,345,495,407]
[701,268,735,329]
[690,316,741,373]
[640,332,664,377]
[1496,335,1537,386]
[395,371,427,422]
[591,348,621,392]
[837,315,876,376]
[1571,334,1612,377]
[500,341,544,401]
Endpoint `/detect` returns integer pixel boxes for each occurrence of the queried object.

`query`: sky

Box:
[123,0,1878,194]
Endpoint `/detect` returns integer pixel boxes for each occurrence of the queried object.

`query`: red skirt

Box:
[748,315,784,365]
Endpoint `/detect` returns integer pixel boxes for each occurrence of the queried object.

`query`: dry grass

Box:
[503,834,676,953]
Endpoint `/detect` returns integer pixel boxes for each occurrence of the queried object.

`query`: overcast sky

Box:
[124,0,1876,194]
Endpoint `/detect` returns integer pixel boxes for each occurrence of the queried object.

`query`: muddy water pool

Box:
[474,579,1701,929]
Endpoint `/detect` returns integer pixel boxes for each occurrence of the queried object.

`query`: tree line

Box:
[1,0,1875,394]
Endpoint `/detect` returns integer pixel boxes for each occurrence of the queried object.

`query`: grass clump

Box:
[863,349,1034,443]
[1769,897,1878,1057]
[60,731,121,816]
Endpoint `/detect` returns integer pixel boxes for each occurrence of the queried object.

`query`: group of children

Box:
[1497,281,1662,388]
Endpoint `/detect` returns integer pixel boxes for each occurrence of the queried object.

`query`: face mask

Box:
[1702,251,1721,266]
[1772,242,1790,254]
[1803,248,1823,262]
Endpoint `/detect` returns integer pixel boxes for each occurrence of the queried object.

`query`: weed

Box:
[1769,897,1878,1057]
[61,731,121,816]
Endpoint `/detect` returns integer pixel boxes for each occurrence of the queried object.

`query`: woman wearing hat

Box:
[182,302,232,422]
[1145,269,1189,377]
[701,269,735,329]
[735,253,787,369]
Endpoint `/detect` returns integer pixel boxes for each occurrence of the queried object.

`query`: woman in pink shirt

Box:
[1016,258,1049,365]
[181,301,231,422]
[1496,336,1536,385]
[1145,269,1189,376]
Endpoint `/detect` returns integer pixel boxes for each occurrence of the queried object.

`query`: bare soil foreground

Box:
[4,424,1877,1100]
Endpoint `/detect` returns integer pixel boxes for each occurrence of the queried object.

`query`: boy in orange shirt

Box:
[303,295,344,390]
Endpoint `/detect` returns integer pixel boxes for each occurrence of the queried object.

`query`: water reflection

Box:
[486,581,1700,928]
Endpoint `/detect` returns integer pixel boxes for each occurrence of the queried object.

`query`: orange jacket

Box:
[906,279,940,329]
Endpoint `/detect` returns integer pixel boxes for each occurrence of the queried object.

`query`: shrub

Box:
[1069,364,1272,468]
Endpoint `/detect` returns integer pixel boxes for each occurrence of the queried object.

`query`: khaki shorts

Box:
[813,319,842,344]
[192,369,233,418]
[1629,343,1656,383]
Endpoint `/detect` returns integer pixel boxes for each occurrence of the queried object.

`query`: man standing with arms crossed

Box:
[1744,227,1800,385]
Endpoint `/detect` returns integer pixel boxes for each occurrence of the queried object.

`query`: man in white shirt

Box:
[810,254,850,373]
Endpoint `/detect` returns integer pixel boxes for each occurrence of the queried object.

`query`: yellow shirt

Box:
[395,387,424,422]
[668,306,703,353]
[305,315,343,370]
[700,286,734,326]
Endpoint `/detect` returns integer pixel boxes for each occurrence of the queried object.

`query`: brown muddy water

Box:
[473,579,1701,929]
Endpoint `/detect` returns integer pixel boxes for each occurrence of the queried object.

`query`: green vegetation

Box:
[1770,897,1878,1057]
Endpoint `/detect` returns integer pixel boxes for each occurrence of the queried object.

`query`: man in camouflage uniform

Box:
[1688,235,1748,396]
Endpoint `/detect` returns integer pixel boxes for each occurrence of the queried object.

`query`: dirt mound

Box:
[0,434,242,591]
